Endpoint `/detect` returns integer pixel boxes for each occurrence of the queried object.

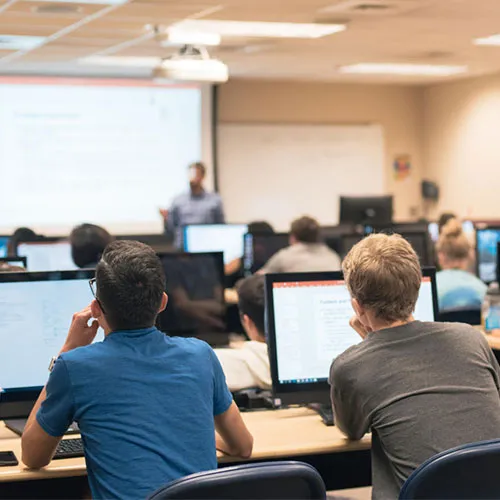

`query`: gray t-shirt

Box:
[261,242,341,274]
[329,321,500,500]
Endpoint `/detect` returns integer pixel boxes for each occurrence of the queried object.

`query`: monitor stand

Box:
[4,418,80,437]
[308,403,335,427]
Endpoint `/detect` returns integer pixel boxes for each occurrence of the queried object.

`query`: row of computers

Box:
[0,259,439,431]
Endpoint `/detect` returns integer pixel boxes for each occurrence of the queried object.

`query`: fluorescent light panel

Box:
[0,35,46,50]
[79,56,160,67]
[474,34,500,46]
[164,29,221,47]
[171,19,345,39]
[35,0,128,4]
[340,63,467,76]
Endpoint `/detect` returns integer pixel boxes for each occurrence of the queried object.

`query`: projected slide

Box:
[0,77,205,234]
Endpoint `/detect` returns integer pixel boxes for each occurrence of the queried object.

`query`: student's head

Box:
[436,219,471,270]
[0,263,25,273]
[237,275,266,342]
[343,234,421,330]
[189,162,206,191]
[290,216,320,245]
[92,240,167,332]
[438,212,457,234]
[248,221,274,235]
[8,227,39,255]
[70,223,113,269]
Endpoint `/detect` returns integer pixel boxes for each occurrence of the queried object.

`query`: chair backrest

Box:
[399,439,500,499]
[438,307,481,325]
[148,461,326,500]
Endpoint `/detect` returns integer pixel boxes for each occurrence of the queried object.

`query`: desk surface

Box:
[0,407,370,483]
[484,331,500,351]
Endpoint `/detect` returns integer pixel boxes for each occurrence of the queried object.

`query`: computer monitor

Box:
[156,252,228,347]
[0,236,9,257]
[0,257,27,269]
[339,196,393,226]
[0,270,98,419]
[243,233,290,275]
[183,224,248,265]
[17,240,77,272]
[476,227,500,283]
[265,268,438,406]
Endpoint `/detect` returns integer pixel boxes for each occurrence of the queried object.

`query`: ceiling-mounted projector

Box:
[153,44,228,83]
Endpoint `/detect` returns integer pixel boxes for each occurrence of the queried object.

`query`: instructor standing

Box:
[160,162,225,247]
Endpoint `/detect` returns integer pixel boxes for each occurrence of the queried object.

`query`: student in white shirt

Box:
[216,275,271,392]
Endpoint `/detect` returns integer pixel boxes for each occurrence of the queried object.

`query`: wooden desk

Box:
[0,408,371,494]
[484,332,500,351]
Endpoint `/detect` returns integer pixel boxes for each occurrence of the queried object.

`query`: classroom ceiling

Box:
[0,0,500,83]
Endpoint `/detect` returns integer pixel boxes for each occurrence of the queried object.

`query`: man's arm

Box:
[329,359,369,441]
[22,307,99,469]
[213,196,225,224]
[215,402,253,458]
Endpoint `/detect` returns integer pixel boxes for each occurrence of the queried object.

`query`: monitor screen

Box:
[0,237,9,257]
[476,228,500,282]
[0,270,98,394]
[156,252,227,346]
[243,233,289,275]
[401,232,433,267]
[18,241,77,272]
[266,269,438,404]
[183,224,248,264]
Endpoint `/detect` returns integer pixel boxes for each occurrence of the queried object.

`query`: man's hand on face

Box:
[349,315,372,340]
[61,306,99,353]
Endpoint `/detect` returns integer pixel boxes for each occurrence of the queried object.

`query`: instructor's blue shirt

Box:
[37,328,233,500]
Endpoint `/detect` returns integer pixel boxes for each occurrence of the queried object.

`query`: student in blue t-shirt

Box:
[436,219,487,311]
[21,240,253,500]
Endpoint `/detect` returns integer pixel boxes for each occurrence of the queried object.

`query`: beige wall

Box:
[217,79,425,221]
[424,74,500,220]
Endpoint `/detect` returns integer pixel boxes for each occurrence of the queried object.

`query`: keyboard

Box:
[308,403,335,426]
[53,438,84,460]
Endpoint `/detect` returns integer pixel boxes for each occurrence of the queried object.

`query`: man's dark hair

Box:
[96,240,166,331]
[248,221,274,235]
[9,227,40,255]
[237,275,265,336]
[290,216,321,244]
[70,223,113,268]
[189,161,206,177]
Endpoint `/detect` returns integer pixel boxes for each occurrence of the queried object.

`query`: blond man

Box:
[329,234,500,500]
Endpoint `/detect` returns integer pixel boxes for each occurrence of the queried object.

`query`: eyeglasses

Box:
[89,278,106,314]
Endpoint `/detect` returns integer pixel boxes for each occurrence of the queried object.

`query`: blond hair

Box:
[342,233,422,322]
[436,219,470,261]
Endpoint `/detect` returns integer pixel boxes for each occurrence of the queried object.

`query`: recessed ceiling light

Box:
[339,63,467,76]
[35,0,127,5]
[474,34,500,46]
[0,35,46,50]
[171,20,345,39]
[79,56,161,67]
[162,28,221,47]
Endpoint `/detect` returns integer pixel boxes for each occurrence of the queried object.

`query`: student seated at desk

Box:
[21,240,253,500]
[216,275,271,391]
[436,218,486,311]
[329,234,500,500]
[70,223,113,268]
[259,216,341,273]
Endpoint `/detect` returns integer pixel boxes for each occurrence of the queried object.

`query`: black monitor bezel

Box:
[475,226,500,283]
[265,267,438,406]
[339,195,393,226]
[0,269,96,419]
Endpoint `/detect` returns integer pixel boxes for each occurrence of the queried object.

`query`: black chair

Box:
[148,461,326,500]
[438,307,481,325]
[399,439,500,499]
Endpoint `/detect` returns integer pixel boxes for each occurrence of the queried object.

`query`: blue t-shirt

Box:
[37,328,233,500]
[436,269,488,311]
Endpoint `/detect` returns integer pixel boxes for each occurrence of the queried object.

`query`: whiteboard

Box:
[217,123,386,231]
